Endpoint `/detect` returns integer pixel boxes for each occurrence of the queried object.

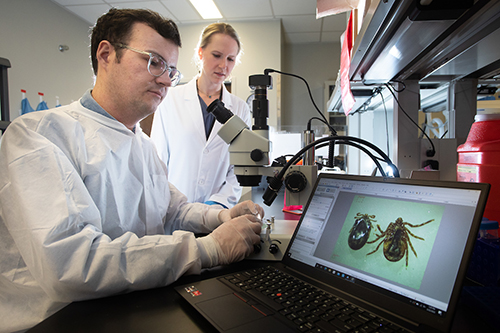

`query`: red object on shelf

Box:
[457,114,500,227]
[340,11,355,115]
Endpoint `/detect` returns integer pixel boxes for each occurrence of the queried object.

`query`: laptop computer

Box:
[176,173,489,333]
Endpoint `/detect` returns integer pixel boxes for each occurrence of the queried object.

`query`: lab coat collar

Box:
[183,76,234,108]
[183,76,234,145]
[80,89,115,121]
[74,100,142,137]
[81,89,140,134]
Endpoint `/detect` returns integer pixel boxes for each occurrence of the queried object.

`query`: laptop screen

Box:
[285,173,486,321]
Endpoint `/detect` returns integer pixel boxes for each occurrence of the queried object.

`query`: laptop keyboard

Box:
[220,266,412,333]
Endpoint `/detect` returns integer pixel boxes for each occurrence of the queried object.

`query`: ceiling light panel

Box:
[190,0,222,19]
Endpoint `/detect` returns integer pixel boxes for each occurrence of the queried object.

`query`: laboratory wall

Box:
[0,0,94,120]
[0,0,283,129]
[281,42,340,134]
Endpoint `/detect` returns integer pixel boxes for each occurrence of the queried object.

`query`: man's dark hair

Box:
[90,8,182,75]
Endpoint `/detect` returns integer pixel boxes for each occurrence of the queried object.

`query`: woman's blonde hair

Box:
[193,22,243,71]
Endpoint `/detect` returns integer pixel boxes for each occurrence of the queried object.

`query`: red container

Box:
[457,114,500,226]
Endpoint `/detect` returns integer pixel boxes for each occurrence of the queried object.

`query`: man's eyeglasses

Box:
[115,43,182,86]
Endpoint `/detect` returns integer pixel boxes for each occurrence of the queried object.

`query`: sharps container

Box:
[457,112,500,229]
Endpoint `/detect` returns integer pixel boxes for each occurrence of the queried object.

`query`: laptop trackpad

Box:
[197,294,292,332]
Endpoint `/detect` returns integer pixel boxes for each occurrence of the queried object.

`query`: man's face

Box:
[107,22,179,125]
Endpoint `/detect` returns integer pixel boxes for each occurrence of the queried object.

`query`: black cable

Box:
[264,69,343,171]
[384,83,436,157]
[328,135,335,168]
[389,80,406,92]
[264,68,337,136]
[317,140,386,176]
[263,135,399,205]
[315,141,386,163]
[307,116,330,132]
[380,89,390,156]
[264,68,340,169]
[276,135,398,180]
[306,117,337,167]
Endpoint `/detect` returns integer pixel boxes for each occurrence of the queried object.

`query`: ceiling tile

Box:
[270,0,316,16]
[160,0,201,21]
[281,15,321,33]
[322,12,348,31]
[49,0,349,44]
[321,30,343,43]
[107,0,159,2]
[111,1,174,21]
[215,0,273,19]
[52,0,106,5]
[66,4,112,24]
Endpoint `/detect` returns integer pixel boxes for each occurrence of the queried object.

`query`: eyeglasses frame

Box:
[114,43,182,86]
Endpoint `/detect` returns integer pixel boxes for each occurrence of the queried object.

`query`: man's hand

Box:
[210,214,262,265]
[218,200,264,223]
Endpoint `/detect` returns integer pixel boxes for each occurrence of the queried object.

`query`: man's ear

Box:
[96,40,114,71]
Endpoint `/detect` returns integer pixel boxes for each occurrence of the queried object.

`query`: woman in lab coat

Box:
[151,23,251,209]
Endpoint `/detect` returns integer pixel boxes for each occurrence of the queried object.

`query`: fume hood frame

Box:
[350,0,500,84]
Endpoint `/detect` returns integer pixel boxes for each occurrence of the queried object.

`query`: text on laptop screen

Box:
[287,176,482,317]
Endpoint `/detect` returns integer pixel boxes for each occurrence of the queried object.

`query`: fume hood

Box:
[326,0,500,180]
[328,0,500,114]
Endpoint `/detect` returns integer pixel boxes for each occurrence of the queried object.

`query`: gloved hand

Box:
[210,214,262,265]
[218,200,265,223]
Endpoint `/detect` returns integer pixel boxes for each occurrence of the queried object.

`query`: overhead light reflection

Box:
[190,0,222,19]
[389,45,402,59]
[386,165,396,177]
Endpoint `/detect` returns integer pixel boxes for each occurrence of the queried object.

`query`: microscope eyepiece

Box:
[207,99,233,124]
[263,176,283,206]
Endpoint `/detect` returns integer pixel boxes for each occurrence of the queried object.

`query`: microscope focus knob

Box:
[284,170,307,193]
[269,243,279,254]
[250,149,264,162]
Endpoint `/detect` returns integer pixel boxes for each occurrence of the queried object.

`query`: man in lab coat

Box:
[0,8,263,333]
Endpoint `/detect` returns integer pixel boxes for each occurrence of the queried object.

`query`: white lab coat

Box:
[0,101,223,333]
[150,77,251,208]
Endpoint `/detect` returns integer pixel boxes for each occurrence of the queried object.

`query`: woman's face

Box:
[199,33,239,86]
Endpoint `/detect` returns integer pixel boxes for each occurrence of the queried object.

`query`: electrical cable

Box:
[389,80,406,92]
[315,141,386,163]
[307,116,330,131]
[422,118,448,139]
[315,140,386,176]
[307,116,337,167]
[263,135,399,205]
[384,82,436,157]
[250,70,401,205]
[285,136,397,178]
[380,88,390,156]
[264,68,337,136]
[264,68,340,168]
